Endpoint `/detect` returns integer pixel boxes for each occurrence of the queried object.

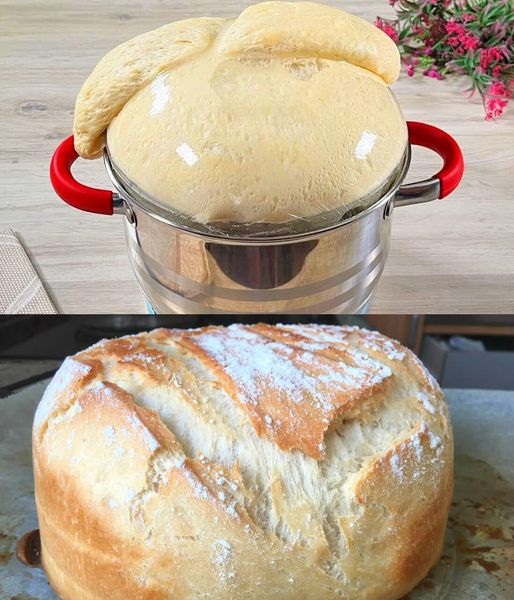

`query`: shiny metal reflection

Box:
[105,142,439,314]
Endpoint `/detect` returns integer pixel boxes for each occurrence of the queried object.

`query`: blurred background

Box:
[1,315,514,397]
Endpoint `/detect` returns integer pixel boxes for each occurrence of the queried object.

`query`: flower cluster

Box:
[376,0,514,120]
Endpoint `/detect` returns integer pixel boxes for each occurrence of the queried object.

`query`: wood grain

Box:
[1,0,513,314]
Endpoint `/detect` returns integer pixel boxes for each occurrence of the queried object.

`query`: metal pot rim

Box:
[104,143,411,244]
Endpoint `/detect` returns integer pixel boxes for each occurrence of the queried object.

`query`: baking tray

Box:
[0,381,513,599]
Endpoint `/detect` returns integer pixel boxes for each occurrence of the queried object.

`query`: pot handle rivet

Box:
[383,200,394,219]
[122,201,137,226]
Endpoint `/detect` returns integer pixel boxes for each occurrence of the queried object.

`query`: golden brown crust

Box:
[33,325,453,600]
[349,423,453,599]
[177,324,392,459]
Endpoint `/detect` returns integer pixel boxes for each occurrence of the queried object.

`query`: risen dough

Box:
[74,2,407,223]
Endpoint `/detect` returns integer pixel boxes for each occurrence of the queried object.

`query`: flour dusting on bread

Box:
[33,324,453,600]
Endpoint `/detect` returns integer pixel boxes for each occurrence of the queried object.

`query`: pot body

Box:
[123,200,392,314]
[50,120,463,314]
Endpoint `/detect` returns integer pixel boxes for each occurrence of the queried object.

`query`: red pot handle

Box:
[50,136,113,215]
[407,121,464,198]
[51,126,462,215]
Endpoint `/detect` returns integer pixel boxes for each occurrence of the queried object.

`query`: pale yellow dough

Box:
[74,1,407,224]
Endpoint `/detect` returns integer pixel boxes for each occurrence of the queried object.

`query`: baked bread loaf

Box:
[33,324,453,600]
[74,1,407,224]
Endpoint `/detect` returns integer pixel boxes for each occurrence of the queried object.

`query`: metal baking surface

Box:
[0,382,513,599]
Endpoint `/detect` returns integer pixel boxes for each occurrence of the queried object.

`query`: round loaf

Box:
[33,324,453,600]
[74,1,407,224]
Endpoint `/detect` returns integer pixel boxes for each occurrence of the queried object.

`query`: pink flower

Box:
[427,67,443,80]
[446,20,465,35]
[461,13,476,23]
[377,0,511,119]
[488,81,512,98]
[485,97,508,120]
[460,33,480,50]
[374,18,399,43]
[479,47,505,71]
[446,19,481,52]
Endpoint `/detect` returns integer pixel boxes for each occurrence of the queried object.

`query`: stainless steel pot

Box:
[50,121,463,313]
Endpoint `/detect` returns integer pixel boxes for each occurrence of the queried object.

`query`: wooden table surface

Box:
[2,0,513,314]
